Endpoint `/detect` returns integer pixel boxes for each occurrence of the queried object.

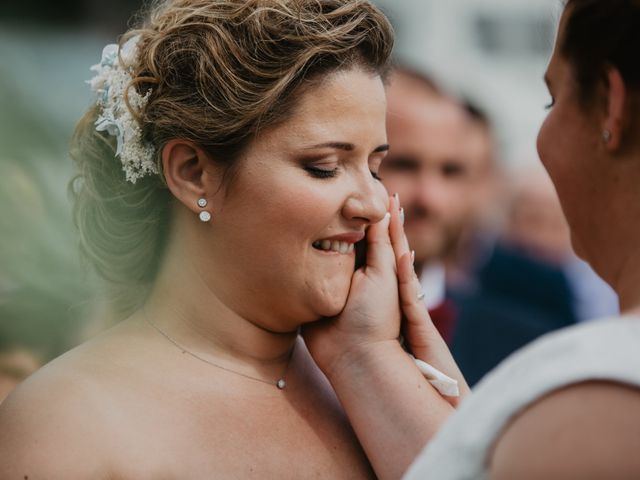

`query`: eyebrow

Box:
[304,142,390,154]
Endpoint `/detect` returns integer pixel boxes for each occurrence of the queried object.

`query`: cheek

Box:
[537,114,555,174]
[438,182,471,219]
[538,111,581,199]
[235,170,340,238]
[214,169,339,286]
[537,106,580,182]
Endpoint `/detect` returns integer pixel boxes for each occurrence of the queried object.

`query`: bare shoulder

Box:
[489,381,640,480]
[0,321,145,479]
[0,360,111,478]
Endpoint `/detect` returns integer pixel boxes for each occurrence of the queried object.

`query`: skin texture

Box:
[0,67,392,479]
[381,72,494,270]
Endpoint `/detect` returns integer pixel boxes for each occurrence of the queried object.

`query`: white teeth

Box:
[313,240,356,254]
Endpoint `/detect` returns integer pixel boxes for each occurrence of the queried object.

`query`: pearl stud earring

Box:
[602,130,612,143]
[197,198,211,222]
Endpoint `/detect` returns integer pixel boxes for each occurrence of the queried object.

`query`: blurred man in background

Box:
[381,67,496,344]
[382,67,606,387]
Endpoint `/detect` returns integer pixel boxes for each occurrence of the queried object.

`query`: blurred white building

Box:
[374,0,562,168]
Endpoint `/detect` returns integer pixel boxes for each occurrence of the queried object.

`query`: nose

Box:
[342,170,388,225]
[413,171,447,211]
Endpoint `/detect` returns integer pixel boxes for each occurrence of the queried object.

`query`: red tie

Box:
[428,299,457,346]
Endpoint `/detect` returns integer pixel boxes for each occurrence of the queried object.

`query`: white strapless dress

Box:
[404,316,640,480]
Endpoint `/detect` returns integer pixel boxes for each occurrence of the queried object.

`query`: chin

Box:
[311,278,352,318]
[317,291,350,317]
[408,235,445,263]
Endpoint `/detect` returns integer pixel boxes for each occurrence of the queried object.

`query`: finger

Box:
[397,251,438,342]
[389,193,411,266]
[397,251,423,310]
[366,207,396,274]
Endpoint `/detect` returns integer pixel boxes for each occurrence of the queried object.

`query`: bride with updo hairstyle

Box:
[0,0,455,477]
[71,0,396,317]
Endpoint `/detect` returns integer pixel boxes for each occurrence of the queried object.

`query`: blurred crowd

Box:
[0,1,619,402]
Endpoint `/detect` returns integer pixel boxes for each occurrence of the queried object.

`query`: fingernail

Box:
[411,250,415,264]
[399,208,405,226]
[394,192,400,207]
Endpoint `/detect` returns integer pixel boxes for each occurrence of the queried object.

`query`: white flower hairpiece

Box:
[88,36,157,184]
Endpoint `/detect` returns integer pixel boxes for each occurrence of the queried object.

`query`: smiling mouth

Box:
[312,240,356,254]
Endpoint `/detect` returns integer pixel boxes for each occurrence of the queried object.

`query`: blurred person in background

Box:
[451,161,579,386]
[444,101,502,290]
[504,162,619,321]
[452,159,620,386]
[381,68,496,345]
[504,162,573,265]
[381,66,577,379]
[385,82,601,387]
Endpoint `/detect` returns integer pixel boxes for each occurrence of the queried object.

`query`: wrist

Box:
[321,339,408,386]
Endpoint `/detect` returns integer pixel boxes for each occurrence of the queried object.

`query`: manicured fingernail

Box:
[411,250,415,264]
[399,208,405,225]
[393,192,400,204]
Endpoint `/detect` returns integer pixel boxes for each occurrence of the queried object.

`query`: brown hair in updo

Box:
[70,0,395,316]
[561,0,640,107]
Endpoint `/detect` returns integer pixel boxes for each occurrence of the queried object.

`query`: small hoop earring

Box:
[197,198,212,223]
[602,130,612,143]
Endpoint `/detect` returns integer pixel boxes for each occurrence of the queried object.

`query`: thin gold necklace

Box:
[144,314,295,389]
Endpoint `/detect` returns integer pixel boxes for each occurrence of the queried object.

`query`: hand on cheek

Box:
[302,196,402,376]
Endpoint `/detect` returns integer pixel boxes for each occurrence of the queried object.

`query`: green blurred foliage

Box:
[0,2,143,361]
[0,72,95,359]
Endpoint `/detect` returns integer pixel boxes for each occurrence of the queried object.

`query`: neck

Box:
[588,159,640,316]
[611,247,640,315]
[144,238,297,376]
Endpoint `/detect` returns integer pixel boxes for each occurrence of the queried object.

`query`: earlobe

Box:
[603,66,627,151]
[162,139,216,215]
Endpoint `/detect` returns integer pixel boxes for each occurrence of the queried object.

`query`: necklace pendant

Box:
[276,379,286,390]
